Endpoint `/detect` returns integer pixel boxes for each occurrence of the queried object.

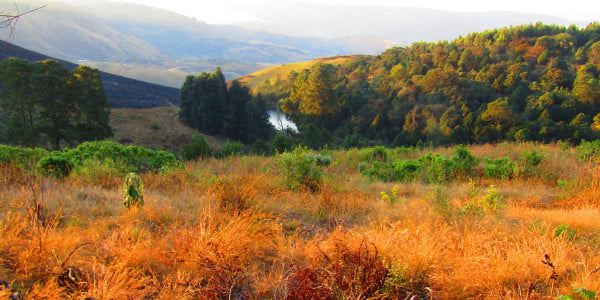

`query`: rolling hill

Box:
[0,41,179,108]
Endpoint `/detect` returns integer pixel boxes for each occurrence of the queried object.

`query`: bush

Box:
[519,149,545,176]
[577,140,600,162]
[250,139,269,155]
[123,172,144,208]
[182,133,212,160]
[277,146,323,191]
[272,134,295,154]
[37,141,180,177]
[219,141,244,158]
[450,145,479,176]
[0,145,48,169]
[359,146,390,162]
[38,152,73,178]
[484,157,515,179]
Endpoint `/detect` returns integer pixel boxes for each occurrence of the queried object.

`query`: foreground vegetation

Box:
[2,141,600,298]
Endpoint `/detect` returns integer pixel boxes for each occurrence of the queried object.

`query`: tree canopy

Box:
[251,22,600,146]
[0,58,112,149]
[178,68,273,143]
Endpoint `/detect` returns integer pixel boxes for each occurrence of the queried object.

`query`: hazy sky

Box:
[117,0,599,24]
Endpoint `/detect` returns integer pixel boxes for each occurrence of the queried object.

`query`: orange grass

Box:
[1,142,600,298]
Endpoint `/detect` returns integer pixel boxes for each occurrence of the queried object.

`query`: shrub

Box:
[272,134,295,154]
[277,146,323,191]
[417,153,456,184]
[182,133,212,160]
[519,149,545,177]
[36,141,180,177]
[250,139,269,155]
[577,140,600,162]
[219,141,244,158]
[38,151,73,178]
[359,146,390,162]
[450,145,479,176]
[484,157,515,179]
[0,145,48,169]
[123,172,144,208]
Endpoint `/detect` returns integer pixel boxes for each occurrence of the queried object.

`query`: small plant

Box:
[484,157,515,179]
[559,287,597,300]
[450,145,479,177]
[519,149,545,177]
[359,146,390,162]
[481,185,504,211]
[182,133,212,160]
[554,224,577,240]
[123,172,144,208]
[277,146,324,191]
[38,152,73,178]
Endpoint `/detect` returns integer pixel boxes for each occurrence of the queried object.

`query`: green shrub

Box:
[484,157,515,179]
[554,224,576,240]
[519,149,545,176]
[0,145,48,169]
[277,146,323,191]
[250,139,270,155]
[38,152,73,178]
[577,140,600,162]
[450,145,479,176]
[359,146,390,162]
[417,153,455,184]
[37,141,180,177]
[314,154,332,167]
[220,141,244,157]
[272,134,295,154]
[481,185,504,210]
[123,172,144,208]
[182,133,212,160]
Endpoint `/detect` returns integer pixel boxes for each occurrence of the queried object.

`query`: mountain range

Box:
[0,0,588,89]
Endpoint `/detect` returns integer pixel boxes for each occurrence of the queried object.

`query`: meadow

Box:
[1,141,600,299]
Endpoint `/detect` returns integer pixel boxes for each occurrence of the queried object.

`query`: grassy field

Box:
[2,142,600,299]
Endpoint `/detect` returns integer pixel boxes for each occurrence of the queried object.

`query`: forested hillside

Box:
[254,23,600,147]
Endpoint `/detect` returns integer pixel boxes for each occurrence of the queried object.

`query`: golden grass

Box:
[2,142,600,298]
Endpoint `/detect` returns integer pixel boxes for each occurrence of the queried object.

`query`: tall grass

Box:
[1,142,600,298]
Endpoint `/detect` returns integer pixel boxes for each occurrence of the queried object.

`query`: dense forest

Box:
[250,22,600,147]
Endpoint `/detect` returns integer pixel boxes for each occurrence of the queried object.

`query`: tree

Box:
[0,58,112,148]
[178,68,273,143]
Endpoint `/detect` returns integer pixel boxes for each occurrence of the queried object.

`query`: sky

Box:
[114,0,600,24]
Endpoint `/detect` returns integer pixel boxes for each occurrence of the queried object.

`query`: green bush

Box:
[359,146,390,162]
[0,145,48,169]
[277,146,323,191]
[519,149,545,176]
[219,141,245,157]
[577,140,600,162]
[38,152,73,178]
[484,157,515,179]
[250,139,270,155]
[123,172,144,208]
[272,134,295,154]
[417,153,455,184]
[182,133,212,160]
[450,145,479,176]
[36,141,180,177]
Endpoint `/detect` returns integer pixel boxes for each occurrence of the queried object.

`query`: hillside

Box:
[249,23,600,147]
[237,55,358,92]
[0,41,179,108]
[0,0,360,86]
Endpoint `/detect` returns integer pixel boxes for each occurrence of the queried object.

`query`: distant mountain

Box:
[0,41,179,108]
[235,2,577,44]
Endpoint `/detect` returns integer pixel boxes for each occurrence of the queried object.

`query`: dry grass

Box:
[2,142,600,298]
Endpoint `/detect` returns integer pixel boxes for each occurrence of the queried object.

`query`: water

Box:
[268,110,298,132]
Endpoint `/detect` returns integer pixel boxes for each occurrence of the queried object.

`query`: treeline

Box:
[253,22,600,147]
[178,67,273,144]
[0,58,112,149]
